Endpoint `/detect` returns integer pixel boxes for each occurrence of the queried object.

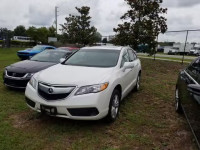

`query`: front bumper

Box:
[4,76,30,89]
[25,83,110,120]
[17,53,30,59]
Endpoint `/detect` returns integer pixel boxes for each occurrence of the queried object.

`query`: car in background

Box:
[175,57,200,148]
[157,47,164,53]
[25,46,141,122]
[17,45,56,60]
[168,47,179,55]
[188,45,200,56]
[3,49,77,89]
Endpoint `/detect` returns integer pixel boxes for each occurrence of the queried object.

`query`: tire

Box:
[175,88,182,113]
[134,74,140,91]
[105,89,120,123]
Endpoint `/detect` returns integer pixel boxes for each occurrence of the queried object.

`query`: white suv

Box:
[25,46,142,122]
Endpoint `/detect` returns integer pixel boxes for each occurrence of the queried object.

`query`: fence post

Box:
[182,30,189,64]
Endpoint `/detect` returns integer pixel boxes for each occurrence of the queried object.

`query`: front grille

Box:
[4,78,29,88]
[25,97,36,108]
[38,82,75,101]
[68,108,99,116]
[7,71,26,77]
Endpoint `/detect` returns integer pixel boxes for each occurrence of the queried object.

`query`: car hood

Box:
[6,60,56,73]
[37,64,115,86]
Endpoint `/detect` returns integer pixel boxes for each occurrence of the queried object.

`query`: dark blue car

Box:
[17,45,56,59]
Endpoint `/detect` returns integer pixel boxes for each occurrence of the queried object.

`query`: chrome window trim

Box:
[184,70,199,85]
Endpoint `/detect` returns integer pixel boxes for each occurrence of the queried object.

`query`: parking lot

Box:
[0,48,197,149]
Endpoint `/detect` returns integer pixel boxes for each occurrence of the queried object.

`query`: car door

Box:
[120,49,137,98]
[127,49,139,87]
[178,58,200,144]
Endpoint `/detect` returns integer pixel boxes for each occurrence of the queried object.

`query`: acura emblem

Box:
[48,88,53,94]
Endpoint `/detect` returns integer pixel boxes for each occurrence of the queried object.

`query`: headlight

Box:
[75,82,109,95]
[26,73,34,78]
[29,77,37,89]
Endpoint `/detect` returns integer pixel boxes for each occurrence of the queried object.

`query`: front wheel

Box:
[105,89,120,123]
[134,75,140,91]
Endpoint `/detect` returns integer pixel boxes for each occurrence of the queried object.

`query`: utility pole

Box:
[55,6,58,36]
[182,30,189,64]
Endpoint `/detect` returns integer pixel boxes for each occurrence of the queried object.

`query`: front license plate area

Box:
[41,105,57,115]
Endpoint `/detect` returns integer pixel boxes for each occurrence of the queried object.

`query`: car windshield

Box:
[64,49,120,68]
[32,46,44,51]
[31,50,70,63]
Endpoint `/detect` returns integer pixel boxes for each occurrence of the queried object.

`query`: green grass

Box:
[0,48,197,150]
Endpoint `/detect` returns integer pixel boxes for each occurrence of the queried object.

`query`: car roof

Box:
[81,46,125,51]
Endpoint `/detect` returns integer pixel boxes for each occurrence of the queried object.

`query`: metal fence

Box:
[157,29,200,64]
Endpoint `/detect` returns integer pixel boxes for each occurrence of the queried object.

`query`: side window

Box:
[46,47,54,50]
[121,50,130,68]
[186,59,200,81]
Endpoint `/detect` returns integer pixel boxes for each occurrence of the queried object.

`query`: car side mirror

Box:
[123,62,135,72]
[60,58,65,63]
[187,84,200,96]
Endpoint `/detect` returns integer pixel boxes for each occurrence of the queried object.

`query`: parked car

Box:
[25,46,142,122]
[168,47,179,55]
[188,45,200,56]
[175,57,200,148]
[3,49,77,89]
[157,47,164,53]
[17,45,56,60]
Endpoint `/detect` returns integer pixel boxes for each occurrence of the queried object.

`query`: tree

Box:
[113,0,167,55]
[94,32,102,43]
[37,27,49,44]
[14,25,26,36]
[102,38,107,44]
[26,26,38,43]
[48,26,56,37]
[0,28,13,47]
[61,6,97,45]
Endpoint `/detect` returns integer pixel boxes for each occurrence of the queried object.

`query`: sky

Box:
[0,0,200,43]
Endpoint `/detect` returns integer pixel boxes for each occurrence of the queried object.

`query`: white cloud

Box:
[0,0,199,42]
